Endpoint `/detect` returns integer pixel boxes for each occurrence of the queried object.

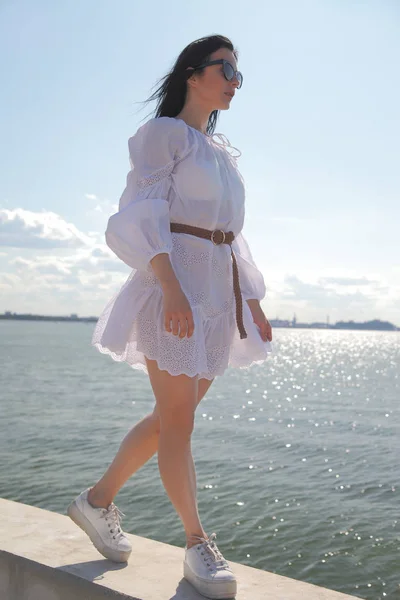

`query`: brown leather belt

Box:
[170,223,247,339]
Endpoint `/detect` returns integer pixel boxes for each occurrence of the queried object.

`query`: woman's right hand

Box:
[162,282,195,339]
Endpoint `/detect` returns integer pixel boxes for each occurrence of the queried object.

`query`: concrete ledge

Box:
[0,498,361,600]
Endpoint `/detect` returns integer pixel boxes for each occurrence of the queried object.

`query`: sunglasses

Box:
[187,59,243,89]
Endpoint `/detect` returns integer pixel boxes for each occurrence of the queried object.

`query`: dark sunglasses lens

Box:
[223,62,242,88]
[223,62,234,81]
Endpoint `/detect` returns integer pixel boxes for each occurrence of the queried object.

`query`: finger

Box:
[255,322,264,339]
[186,314,195,338]
[172,316,180,336]
[179,315,188,338]
[164,314,172,332]
[260,322,269,342]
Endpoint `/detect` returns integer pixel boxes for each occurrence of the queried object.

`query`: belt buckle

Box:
[211,229,226,245]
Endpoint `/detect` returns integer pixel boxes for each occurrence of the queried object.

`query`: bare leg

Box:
[145,357,206,548]
[88,366,213,542]
[88,411,161,508]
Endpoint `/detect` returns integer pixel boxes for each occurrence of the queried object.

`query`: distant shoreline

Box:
[0,313,398,331]
[0,314,97,323]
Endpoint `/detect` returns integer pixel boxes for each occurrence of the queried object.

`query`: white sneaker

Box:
[183,533,237,599]
[67,487,132,562]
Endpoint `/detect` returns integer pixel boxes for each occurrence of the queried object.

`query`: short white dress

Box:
[92,116,273,380]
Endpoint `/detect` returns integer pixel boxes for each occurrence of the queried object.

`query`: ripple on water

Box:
[0,323,399,599]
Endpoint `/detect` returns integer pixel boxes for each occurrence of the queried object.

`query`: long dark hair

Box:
[142,35,238,136]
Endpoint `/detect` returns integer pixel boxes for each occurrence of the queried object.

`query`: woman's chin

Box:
[212,96,232,111]
[219,101,231,111]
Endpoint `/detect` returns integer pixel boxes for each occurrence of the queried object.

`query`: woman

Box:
[67,34,273,599]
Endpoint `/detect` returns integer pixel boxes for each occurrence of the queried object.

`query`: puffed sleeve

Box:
[232,231,267,301]
[105,117,189,271]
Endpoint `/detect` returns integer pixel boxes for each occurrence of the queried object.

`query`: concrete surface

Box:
[0,497,362,599]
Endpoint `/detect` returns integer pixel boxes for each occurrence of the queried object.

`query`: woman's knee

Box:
[151,403,195,437]
[161,406,195,437]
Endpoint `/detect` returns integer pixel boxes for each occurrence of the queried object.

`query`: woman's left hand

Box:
[246,299,273,342]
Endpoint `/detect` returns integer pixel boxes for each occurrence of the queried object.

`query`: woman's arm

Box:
[150,252,194,338]
[150,252,180,291]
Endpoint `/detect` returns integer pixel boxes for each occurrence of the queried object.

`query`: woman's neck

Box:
[175,103,211,135]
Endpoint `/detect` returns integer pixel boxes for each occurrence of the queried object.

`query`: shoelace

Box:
[100,503,126,540]
[208,132,242,159]
[189,532,230,570]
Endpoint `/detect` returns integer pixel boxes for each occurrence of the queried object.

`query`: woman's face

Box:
[187,47,240,111]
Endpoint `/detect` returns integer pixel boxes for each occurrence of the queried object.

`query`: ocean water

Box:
[1,320,399,599]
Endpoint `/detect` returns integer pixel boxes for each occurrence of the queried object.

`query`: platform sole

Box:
[67,499,131,563]
[183,560,237,599]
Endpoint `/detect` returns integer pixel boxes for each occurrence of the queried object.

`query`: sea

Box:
[1,320,399,599]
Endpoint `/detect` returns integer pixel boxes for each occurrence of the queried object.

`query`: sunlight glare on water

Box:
[0,322,399,599]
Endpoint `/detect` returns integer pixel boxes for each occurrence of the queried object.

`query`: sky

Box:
[0,0,399,325]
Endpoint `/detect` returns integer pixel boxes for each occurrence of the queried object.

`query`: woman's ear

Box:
[186,67,198,89]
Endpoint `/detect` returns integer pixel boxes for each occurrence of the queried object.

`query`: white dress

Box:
[92,116,273,380]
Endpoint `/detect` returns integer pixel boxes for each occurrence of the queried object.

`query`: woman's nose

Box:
[232,77,240,89]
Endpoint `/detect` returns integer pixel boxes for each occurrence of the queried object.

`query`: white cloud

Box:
[10,256,72,276]
[0,208,92,249]
[84,193,118,218]
[1,244,129,316]
[0,272,21,289]
[263,268,400,325]
[319,276,378,287]
[0,208,398,324]
[8,244,129,276]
